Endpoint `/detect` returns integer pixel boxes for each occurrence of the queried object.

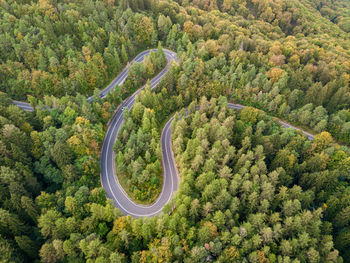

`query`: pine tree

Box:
[121,44,128,63]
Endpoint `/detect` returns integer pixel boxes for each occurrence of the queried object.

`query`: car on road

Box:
[121,106,126,111]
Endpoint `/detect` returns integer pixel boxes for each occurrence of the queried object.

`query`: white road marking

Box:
[102,51,178,217]
[14,49,315,217]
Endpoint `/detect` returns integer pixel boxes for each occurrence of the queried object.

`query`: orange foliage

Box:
[202,221,218,237]
[258,250,269,263]
[88,139,99,156]
[269,55,285,66]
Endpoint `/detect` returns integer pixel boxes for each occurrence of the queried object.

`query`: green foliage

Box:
[122,45,167,98]
[0,0,350,261]
[0,0,156,99]
[0,91,118,261]
[114,87,163,202]
[169,97,348,261]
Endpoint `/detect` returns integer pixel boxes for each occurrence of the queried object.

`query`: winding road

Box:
[12,49,314,218]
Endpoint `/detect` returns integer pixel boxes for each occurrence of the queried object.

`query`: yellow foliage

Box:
[222,0,233,11]
[66,9,79,18]
[341,72,349,84]
[139,251,147,263]
[223,246,240,262]
[312,131,333,151]
[134,16,153,45]
[30,131,44,159]
[67,135,86,156]
[344,60,350,71]
[39,0,51,9]
[38,0,57,20]
[16,32,23,40]
[112,216,128,234]
[43,115,53,126]
[289,54,300,67]
[86,67,97,87]
[182,239,189,254]
[305,63,318,74]
[184,21,203,40]
[21,122,32,133]
[205,39,219,56]
[184,21,195,40]
[82,46,91,61]
[148,238,173,263]
[268,67,285,83]
[269,42,282,55]
[287,153,296,169]
[239,107,260,124]
[75,116,90,127]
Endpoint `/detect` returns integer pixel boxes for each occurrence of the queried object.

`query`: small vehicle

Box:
[121,107,126,111]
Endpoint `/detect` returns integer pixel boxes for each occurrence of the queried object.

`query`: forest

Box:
[0,0,349,262]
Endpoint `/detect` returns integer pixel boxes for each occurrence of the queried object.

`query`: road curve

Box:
[100,50,179,217]
[102,101,314,218]
[12,49,315,218]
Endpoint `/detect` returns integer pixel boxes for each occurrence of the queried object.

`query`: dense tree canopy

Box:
[1,0,350,143]
[0,0,349,262]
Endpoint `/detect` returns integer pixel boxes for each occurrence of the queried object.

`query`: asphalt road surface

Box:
[13,100,34,111]
[100,50,179,217]
[12,49,314,218]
